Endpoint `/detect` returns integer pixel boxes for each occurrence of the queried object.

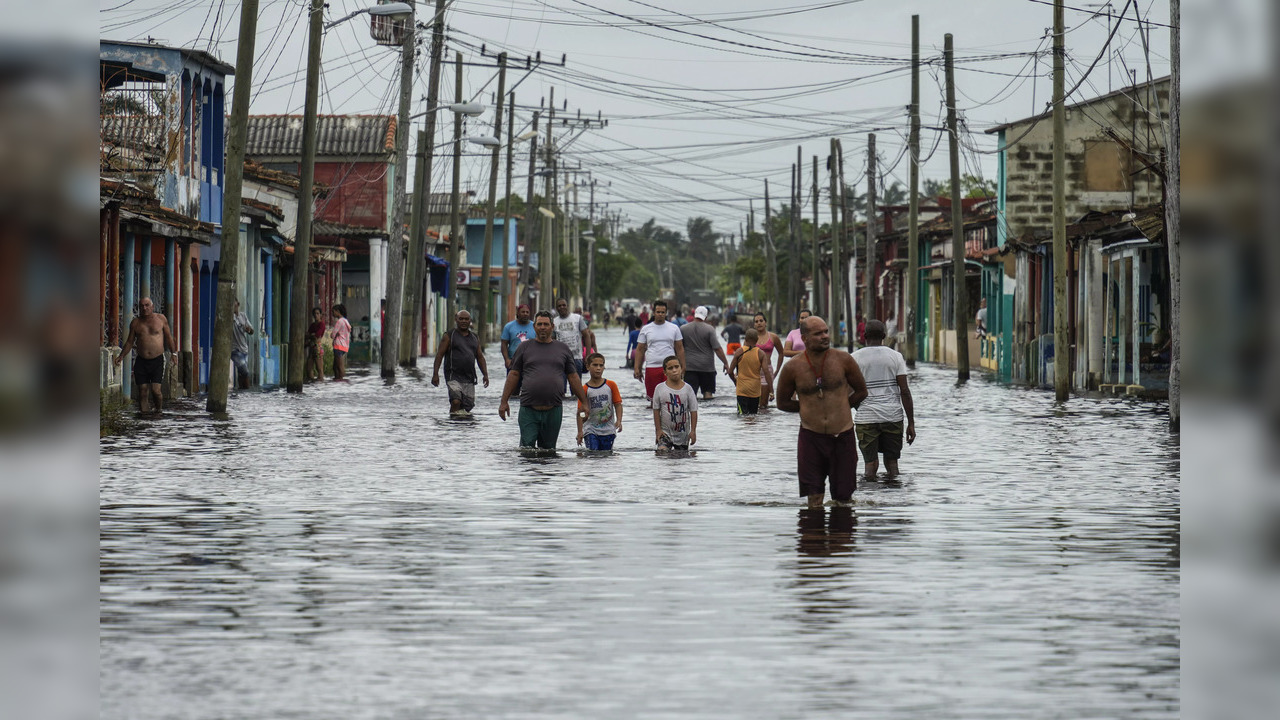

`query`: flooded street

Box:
[100,330,1179,719]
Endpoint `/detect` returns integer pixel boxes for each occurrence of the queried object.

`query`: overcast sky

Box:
[96,0,1229,238]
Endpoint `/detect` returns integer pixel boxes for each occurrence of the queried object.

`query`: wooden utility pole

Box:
[406,0,449,366]
[207,0,259,413]
[499,94,516,326]
[865,133,878,322]
[838,143,854,349]
[545,89,557,305]
[811,154,821,316]
[763,179,780,328]
[446,52,463,325]
[286,0,321,393]
[905,14,921,366]
[403,128,427,364]
[518,111,539,306]
[945,33,970,380]
[827,143,842,344]
[792,146,803,321]
[1051,1,1069,399]
[1166,0,1180,430]
[477,53,507,346]
[787,160,797,325]
[381,6,416,379]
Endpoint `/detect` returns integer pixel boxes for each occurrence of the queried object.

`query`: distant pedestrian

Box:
[652,356,698,451]
[720,316,745,357]
[230,299,255,390]
[633,299,686,401]
[554,297,592,374]
[974,298,988,339]
[856,314,867,346]
[751,312,784,407]
[306,307,326,382]
[432,310,490,417]
[499,310,589,450]
[680,305,730,400]
[727,327,772,415]
[852,320,915,479]
[576,352,623,450]
[782,308,813,358]
[775,316,869,508]
[625,314,641,368]
[638,305,650,327]
[331,304,351,380]
[113,296,177,414]
[500,304,535,371]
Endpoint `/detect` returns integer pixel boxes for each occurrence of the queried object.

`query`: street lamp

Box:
[410,102,486,120]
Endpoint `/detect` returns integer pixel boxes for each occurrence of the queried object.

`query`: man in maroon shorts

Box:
[776,316,869,508]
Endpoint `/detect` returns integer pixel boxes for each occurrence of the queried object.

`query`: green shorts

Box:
[518,405,563,449]
[856,420,905,461]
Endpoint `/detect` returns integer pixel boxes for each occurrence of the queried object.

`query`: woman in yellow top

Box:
[727,328,774,415]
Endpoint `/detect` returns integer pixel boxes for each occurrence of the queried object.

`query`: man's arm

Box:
[845,354,869,408]
[897,375,916,444]
[575,398,586,445]
[773,334,784,374]
[114,320,138,364]
[498,367,520,420]
[476,346,489,387]
[500,334,512,368]
[714,344,730,372]
[775,363,799,413]
[726,348,743,384]
[567,372,589,407]
[580,324,592,353]
[163,316,178,362]
[431,333,451,385]
[633,342,648,378]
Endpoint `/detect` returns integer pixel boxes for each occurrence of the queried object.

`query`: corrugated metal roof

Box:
[244,115,397,158]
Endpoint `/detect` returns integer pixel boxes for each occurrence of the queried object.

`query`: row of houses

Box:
[842,76,1172,397]
[100,39,524,402]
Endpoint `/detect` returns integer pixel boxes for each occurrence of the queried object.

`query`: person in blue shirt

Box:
[500,304,535,372]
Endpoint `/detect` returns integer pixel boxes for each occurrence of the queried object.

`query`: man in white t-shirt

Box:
[633,299,686,401]
[553,297,592,374]
[851,319,916,480]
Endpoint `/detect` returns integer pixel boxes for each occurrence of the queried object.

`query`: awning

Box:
[427,254,451,297]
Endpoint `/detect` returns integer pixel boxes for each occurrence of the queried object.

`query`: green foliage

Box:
[925,175,997,200]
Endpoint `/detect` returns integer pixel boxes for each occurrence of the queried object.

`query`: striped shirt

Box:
[851,345,908,423]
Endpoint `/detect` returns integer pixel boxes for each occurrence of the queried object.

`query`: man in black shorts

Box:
[114,297,178,414]
[679,306,729,400]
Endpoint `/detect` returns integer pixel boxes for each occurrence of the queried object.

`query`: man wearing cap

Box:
[679,305,730,400]
[500,304,535,371]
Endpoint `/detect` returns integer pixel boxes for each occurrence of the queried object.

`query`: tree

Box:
[926,174,996,200]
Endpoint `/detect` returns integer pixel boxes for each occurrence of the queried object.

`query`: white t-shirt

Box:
[851,345,908,423]
[652,381,698,445]
[554,313,588,356]
[637,321,683,368]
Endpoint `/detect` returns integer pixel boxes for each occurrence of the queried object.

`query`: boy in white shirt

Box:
[851,320,916,479]
[651,356,698,451]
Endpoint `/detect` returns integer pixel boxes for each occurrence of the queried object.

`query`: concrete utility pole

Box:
[286,0,322,393]
[865,133,878,323]
[446,52,463,324]
[477,53,507,346]
[404,128,427,364]
[207,0,259,413]
[406,0,449,366]
[518,111,539,306]
[381,5,415,379]
[545,88,557,305]
[1166,0,1180,430]
[1051,1,1069,399]
[812,154,821,317]
[763,179,780,328]
[827,143,842,346]
[905,14,921,367]
[792,146,803,322]
[500,93,516,327]
[839,144,854,350]
[945,33,970,381]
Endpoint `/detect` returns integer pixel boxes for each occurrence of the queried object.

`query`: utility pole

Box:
[406,0,449,366]
[404,128,427,364]
[812,154,821,317]
[945,33,970,380]
[839,142,853,349]
[446,51,463,325]
[545,89,557,305]
[499,93,516,327]
[1051,1,1068,399]
[763,179,780,328]
[286,0,321,393]
[477,53,507,346]
[585,178,596,313]
[207,0,259,413]
[827,143,842,345]
[518,111,539,306]
[1166,0,1180,430]
[381,5,415,379]
[865,133,878,323]
[905,14,921,367]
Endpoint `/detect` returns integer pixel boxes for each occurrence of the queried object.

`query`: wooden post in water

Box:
[945,33,970,380]
[905,14,921,366]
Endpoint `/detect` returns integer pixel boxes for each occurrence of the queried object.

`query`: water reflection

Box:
[796,507,857,557]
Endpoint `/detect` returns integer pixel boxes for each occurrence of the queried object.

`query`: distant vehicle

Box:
[619,297,642,312]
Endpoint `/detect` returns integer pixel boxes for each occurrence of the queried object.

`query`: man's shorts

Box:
[133,355,165,386]
[643,366,666,400]
[584,433,616,451]
[856,420,905,461]
[685,370,716,396]
[446,379,476,411]
[333,348,347,362]
[231,350,250,377]
[736,395,760,415]
[797,426,859,502]
[726,342,742,356]
[518,405,563,449]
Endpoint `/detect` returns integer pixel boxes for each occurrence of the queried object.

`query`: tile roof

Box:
[244,115,397,158]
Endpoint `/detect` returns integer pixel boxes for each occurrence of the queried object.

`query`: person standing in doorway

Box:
[775,316,869,508]
[633,299,686,402]
[230,299,255,390]
[306,307,326,382]
[576,352,623,450]
[500,304,535,372]
[554,297,592,375]
[852,320,916,479]
[432,310,490,417]
[499,311,589,450]
[974,297,988,339]
[331,304,351,381]
[782,308,813,358]
[652,356,697,451]
[113,296,177,414]
[679,305,730,400]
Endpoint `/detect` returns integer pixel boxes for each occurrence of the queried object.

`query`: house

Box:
[461,217,520,334]
[100,39,233,401]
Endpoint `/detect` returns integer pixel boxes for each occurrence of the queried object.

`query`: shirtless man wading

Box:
[775,316,869,508]
[113,297,178,414]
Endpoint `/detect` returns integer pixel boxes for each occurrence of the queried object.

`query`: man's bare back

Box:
[776,317,868,434]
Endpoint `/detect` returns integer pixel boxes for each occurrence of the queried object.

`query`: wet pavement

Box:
[100,328,1179,719]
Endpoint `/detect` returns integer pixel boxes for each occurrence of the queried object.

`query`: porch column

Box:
[122,232,136,399]
[165,239,176,321]
[181,243,194,395]
[140,235,152,303]
[1118,256,1129,385]
[1104,256,1113,384]
[1086,241,1104,388]
[1131,250,1141,388]
[369,237,387,357]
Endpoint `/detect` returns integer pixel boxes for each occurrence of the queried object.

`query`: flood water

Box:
[100,328,1179,719]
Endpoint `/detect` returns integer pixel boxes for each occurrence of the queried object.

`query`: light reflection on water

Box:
[101,331,1178,718]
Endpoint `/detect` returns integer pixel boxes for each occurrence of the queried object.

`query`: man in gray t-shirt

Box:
[499,311,589,449]
[679,306,729,399]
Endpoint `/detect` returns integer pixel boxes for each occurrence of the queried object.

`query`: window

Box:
[1084,140,1133,192]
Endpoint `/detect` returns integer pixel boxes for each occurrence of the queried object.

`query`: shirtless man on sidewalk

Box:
[113,297,177,414]
[775,316,868,508]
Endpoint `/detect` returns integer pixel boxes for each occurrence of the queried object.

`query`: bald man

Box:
[432,310,489,416]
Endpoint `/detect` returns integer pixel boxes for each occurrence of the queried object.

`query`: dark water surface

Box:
[100,330,1179,719]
